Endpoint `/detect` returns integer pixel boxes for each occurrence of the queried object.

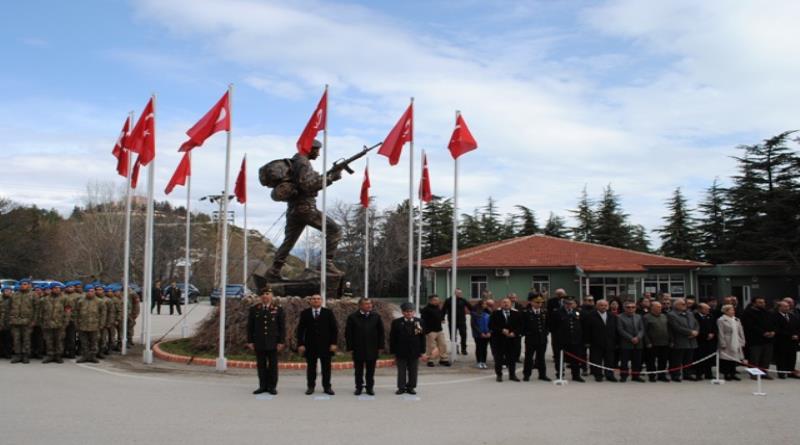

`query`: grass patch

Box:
[159,338,393,362]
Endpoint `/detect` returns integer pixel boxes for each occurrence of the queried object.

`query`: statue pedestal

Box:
[252,269,344,298]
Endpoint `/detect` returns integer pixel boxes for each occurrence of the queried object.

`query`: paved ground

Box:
[1,302,798,445]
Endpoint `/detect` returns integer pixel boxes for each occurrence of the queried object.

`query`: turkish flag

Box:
[130,157,142,189]
[234,156,247,204]
[447,114,477,160]
[419,152,432,202]
[179,91,230,152]
[112,116,131,177]
[378,103,413,166]
[129,98,156,166]
[297,89,327,155]
[164,152,192,195]
[360,165,370,208]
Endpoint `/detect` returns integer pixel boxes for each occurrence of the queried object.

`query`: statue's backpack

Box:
[259,158,298,202]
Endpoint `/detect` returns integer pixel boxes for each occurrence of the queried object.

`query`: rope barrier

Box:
[717,351,799,376]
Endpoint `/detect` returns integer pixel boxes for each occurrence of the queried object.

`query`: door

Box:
[731,285,752,308]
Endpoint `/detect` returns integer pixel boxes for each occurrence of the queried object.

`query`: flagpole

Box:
[364,157,370,299]
[143,95,157,365]
[321,84,329,305]
[408,97,415,305]
[243,154,248,288]
[217,83,233,372]
[450,111,460,362]
[181,152,192,339]
[415,149,424,313]
[304,228,310,269]
[122,110,134,355]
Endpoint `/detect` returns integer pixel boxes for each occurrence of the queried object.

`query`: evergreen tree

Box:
[593,185,630,248]
[626,224,651,252]
[514,205,539,236]
[656,188,699,259]
[459,211,484,248]
[570,186,595,242]
[479,197,503,243]
[421,197,453,258]
[697,178,729,263]
[543,212,569,238]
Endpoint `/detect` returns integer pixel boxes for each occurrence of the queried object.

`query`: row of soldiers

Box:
[0,280,140,363]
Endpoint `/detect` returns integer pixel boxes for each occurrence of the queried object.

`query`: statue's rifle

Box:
[326,142,382,178]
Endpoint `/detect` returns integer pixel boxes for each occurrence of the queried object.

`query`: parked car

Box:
[209,284,251,306]
[162,283,200,304]
[0,279,18,289]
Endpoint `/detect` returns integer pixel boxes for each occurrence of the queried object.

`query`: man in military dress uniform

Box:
[266,140,343,280]
[75,286,103,363]
[39,283,68,363]
[522,295,550,381]
[247,288,285,395]
[9,279,36,363]
[553,297,585,382]
[296,294,338,395]
[490,298,524,381]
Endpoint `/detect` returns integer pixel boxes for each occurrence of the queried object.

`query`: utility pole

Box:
[201,192,235,289]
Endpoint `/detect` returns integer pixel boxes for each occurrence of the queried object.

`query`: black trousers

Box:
[589,345,616,379]
[774,340,797,372]
[492,338,520,377]
[620,348,643,378]
[748,344,773,371]
[720,359,738,376]
[560,344,583,379]
[551,336,562,374]
[0,329,12,358]
[474,336,489,363]
[255,349,279,390]
[168,301,182,315]
[694,342,716,378]
[396,357,419,390]
[151,298,161,314]
[305,353,332,389]
[523,342,547,378]
[448,323,467,350]
[31,326,43,357]
[647,345,669,376]
[63,322,76,357]
[354,358,376,390]
[670,348,695,379]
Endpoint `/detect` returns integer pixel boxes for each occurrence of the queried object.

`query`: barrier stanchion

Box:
[554,349,568,386]
[710,352,724,385]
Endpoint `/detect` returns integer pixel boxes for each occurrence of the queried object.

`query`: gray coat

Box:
[667,311,699,349]
[617,313,645,350]
[717,315,745,362]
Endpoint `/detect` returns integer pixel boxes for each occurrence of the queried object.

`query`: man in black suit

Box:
[489,298,524,382]
[389,302,427,395]
[553,297,586,382]
[694,303,717,380]
[774,300,800,379]
[583,299,618,382]
[246,288,285,395]
[296,294,338,395]
[547,288,567,375]
[522,295,550,381]
[444,289,472,355]
[345,298,385,396]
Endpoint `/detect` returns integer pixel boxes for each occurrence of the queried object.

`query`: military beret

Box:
[93,283,104,289]
[400,302,414,311]
[19,278,31,284]
[311,139,322,150]
[64,280,80,287]
[49,282,64,289]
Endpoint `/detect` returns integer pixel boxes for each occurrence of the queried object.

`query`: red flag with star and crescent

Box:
[419,152,432,202]
[447,114,477,160]
[234,155,247,204]
[378,103,413,166]
[360,165,370,208]
[164,152,191,195]
[128,98,156,166]
[297,89,327,155]
[112,116,131,177]
[179,91,230,152]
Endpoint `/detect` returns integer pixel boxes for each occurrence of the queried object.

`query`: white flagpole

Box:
[408,97,415,305]
[217,84,233,372]
[364,157,370,299]
[121,110,134,355]
[304,228,310,269]
[243,154,248,288]
[181,152,192,339]
[143,96,157,365]
[321,84,329,305]
[415,149,424,313]
[450,110,460,362]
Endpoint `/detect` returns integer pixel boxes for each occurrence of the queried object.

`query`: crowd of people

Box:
[0,280,140,363]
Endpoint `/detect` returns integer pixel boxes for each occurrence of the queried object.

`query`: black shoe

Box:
[253,388,267,395]
[594,376,603,382]
[649,376,657,382]
[763,375,774,380]
[509,376,520,382]
[658,375,669,382]
[523,376,530,382]
[731,375,741,381]
[496,375,503,382]
[539,376,552,382]
[672,377,682,383]
[395,389,405,395]
[266,388,277,395]
[406,388,416,395]
[88,357,99,364]
[684,376,697,381]
[439,361,451,367]
[573,376,585,383]
[620,377,628,383]
[10,355,21,364]
[305,387,315,395]
[778,374,787,379]
[323,388,335,395]
[55,357,63,364]
[21,355,29,364]
[76,357,88,363]
[723,375,732,381]
[632,377,646,383]
[365,388,374,396]
[427,361,435,367]
[461,347,468,355]
[606,376,618,382]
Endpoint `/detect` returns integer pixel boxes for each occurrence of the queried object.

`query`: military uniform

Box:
[30,289,44,358]
[522,304,549,380]
[39,288,68,363]
[0,290,12,358]
[553,307,585,381]
[102,292,116,354]
[126,291,140,347]
[247,301,285,393]
[75,293,103,363]
[62,284,81,358]
[9,287,36,363]
[94,289,109,358]
[268,145,342,279]
[111,292,123,351]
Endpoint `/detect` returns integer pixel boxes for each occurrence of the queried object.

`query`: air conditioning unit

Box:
[495,268,510,277]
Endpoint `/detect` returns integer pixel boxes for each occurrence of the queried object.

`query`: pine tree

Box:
[697,178,729,263]
[421,197,453,258]
[656,187,699,260]
[570,186,595,242]
[514,205,539,236]
[543,212,569,238]
[593,185,630,248]
[459,211,484,248]
[479,197,503,243]
[626,224,651,252]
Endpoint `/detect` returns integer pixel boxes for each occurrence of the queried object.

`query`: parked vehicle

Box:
[162,283,200,304]
[0,279,18,289]
[209,284,251,306]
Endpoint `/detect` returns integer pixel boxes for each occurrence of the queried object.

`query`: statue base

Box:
[252,268,346,298]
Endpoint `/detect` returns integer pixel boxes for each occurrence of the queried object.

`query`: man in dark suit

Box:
[694,303,717,380]
[774,300,800,379]
[444,289,472,355]
[246,288,285,395]
[296,294,338,395]
[583,299,618,382]
[389,302,427,395]
[547,288,567,375]
[553,297,586,382]
[345,298,385,395]
[522,295,550,381]
[166,281,182,315]
[489,298,524,382]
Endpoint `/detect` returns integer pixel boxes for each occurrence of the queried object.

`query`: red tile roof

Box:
[422,235,709,272]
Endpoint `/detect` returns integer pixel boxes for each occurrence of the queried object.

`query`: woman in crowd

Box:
[717,304,746,381]
[471,299,492,369]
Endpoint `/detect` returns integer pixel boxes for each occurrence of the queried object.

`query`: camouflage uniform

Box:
[63,289,81,358]
[75,293,103,363]
[126,291,140,346]
[9,289,36,363]
[95,293,109,357]
[104,294,119,353]
[111,292,123,351]
[0,291,11,358]
[269,151,342,278]
[39,292,68,362]
[30,289,45,358]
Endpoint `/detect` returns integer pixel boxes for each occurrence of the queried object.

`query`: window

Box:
[531,275,550,294]
[470,275,488,299]
[586,276,638,300]
[644,274,686,297]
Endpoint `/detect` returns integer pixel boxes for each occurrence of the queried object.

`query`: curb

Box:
[153,342,396,370]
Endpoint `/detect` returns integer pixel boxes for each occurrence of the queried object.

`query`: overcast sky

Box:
[2,0,799,247]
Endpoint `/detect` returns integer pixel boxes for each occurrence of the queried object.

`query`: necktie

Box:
[504,310,509,321]
[314,310,319,319]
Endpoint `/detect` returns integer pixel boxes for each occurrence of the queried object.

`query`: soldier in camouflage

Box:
[62,281,81,358]
[104,286,119,353]
[111,289,124,351]
[30,285,45,359]
[266,139,343,280]
[93,284,109,358]
[126,288,140,348]
[39,283,68,363]
[9,279,36,363]
[0,287,12,358]
[75,286,103,363]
